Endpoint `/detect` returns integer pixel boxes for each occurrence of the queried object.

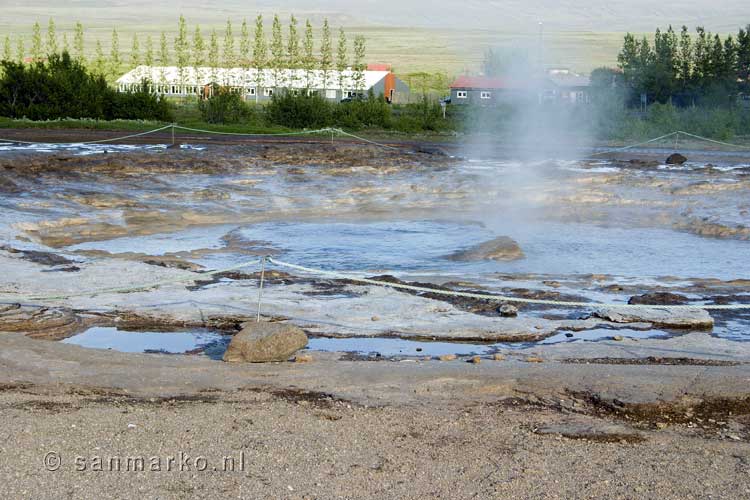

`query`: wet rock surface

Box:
[223,322,309,363]
[0,304,82,340]
[592,307,714,330]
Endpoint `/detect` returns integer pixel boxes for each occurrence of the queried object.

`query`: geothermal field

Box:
[1,137,750,497]
[1,139,748,351]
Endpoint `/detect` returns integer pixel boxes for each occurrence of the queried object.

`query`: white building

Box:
[116,65,410,103]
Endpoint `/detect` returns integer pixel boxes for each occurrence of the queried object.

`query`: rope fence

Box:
[1,124,748,155]
[1,252,749,311]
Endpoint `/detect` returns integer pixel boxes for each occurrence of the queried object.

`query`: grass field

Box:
[0,20,627,78]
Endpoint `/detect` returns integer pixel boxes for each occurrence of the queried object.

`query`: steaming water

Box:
[67,218,749,281]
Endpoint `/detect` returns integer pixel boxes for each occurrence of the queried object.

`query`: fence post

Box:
[256,256,267,323]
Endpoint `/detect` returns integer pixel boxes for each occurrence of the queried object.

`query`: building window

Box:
[456,91,468,98]
[171,85,178,94]
[307,89,317,97]
[247,87,256,96]
[480,91,492,99]
[325,89,337,99]
[264,88,274,97]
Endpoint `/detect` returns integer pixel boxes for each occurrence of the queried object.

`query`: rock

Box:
[565,333,574,338]
[666,153,688,165]
[469,356,481,364]
[223,322,308,363]
[446,236,524,262]
[628,292,689,306]
[612,335,624,341]
[0,304,81,340]
[525,356,544,363]
[535,420,644,443]
[492,353,506,361]
[294,354,313,363]
[439,354,457,362]
[497,304,519,317]
[593,307,714,330]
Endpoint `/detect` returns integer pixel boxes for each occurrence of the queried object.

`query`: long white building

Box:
[116,65,410,103]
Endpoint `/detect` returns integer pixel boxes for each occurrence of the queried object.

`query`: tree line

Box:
[1,16,367,87]
[614,25,750,107]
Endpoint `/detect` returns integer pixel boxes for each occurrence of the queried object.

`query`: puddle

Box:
[62,327,228,359]
[60,326,671,361]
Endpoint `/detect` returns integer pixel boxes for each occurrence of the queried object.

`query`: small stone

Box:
[655,422,668,429]
[371,316,380,322]
[492,353,506,361]
[565,333,574,338]
[439,354,457,362]
[469,356,481,364]
[498,304,518,317]
[612,335,624,341]
[127,423,137,429]
[294,354,313,363]
[525,356,544,363]
[728,434,742,441]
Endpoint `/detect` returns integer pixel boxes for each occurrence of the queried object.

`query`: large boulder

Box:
[447,236,524,262]
[592,307,713,330]
[223,322,308,363]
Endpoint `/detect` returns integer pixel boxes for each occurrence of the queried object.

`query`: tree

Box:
[320,19,333,91]
[144,35,154,66]
[677,26,692,93]
[46,19,58,55]
[693,27,711,91]
[109,29,121,79]
[159,32,169,85]
[62,33,69,53]
[240,18,251,67]
[352,34,366,93]
[270,14,284,87]
[287,15,300,87]
[175,15,190,88]
[130,34,140,69]
[223,19,235,68]
[738,25,750,94]
[31,22,43,60]
[193,25,206,86]
[93,40,106,75]
[16,38,25,64]
[617,33,640,90]
[252,15,267,102]
[73,21,85,63]
[336,27,348,92]
[2,36,11,62]
[208,29,219,82]
[302,20,315,88]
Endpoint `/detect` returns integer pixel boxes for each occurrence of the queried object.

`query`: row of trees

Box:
[1,16,368,90]
[616,25,750,106]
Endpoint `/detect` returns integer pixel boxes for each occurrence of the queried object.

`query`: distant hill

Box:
[1,0,747,32]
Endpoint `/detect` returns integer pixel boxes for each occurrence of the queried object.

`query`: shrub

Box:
[0,52,172,121]
[198,85,252,124]
[265,91,334,129]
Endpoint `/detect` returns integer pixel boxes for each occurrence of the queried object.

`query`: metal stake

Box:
[171,123,176,146]
[256,256,267,322]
